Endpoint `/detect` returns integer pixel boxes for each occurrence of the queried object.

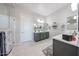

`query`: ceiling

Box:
[15,3,71,16]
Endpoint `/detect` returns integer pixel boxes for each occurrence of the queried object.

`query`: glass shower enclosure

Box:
[0,3,15,56]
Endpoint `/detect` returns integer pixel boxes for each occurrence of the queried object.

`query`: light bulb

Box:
[74,16,77,19]
[37,19,44,23]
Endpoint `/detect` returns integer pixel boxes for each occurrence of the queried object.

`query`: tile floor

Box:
[9,38,52,56]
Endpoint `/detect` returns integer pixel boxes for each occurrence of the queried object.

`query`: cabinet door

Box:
[34,33,40,42]
[46,32,49,39]
[40,33,44,40]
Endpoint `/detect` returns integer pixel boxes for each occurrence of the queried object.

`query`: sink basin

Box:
[62,34,72,41]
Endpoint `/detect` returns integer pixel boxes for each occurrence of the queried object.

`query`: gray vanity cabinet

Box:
[34,33,41,42]
[34,32,49,42]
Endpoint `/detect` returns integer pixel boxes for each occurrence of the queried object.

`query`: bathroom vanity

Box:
[34,20,50,42]
[34,31,49,42]
[53,34,79,56]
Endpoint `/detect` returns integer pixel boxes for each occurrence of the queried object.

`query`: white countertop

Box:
[53,34,79,47]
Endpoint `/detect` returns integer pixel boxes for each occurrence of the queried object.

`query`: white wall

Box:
[32,12,46,25]
[0,4,9,29]
[0,4,8,15]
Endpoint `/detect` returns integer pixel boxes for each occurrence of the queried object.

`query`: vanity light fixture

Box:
[74,16,77,19]
[37,19,44,23]
[34,24,37,27]
[71,3,77,11]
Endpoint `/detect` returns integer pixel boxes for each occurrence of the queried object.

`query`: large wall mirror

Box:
[67,15,77,30]
[34,18,49,32]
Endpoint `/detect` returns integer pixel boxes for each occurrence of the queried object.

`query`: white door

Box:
[20,15,33,42]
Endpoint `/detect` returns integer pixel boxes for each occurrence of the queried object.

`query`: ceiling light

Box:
[71,3,77,11]
[37,19,44,23]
